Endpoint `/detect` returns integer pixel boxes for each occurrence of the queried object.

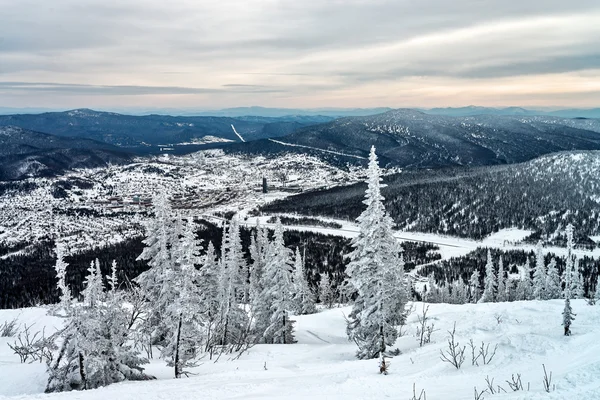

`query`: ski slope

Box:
[1,300,599,399]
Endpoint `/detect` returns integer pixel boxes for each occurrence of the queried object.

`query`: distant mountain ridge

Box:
[0,109,332,153]
[233,109,600,168]
[0,126,132,180]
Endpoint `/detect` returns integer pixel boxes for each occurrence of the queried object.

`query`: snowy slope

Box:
[1,301,599,399]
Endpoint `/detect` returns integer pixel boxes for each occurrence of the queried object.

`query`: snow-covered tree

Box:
[52,242,72,315]
[545,258,561,299]
[469,269,481,303]
[345,146,408,359]
[425,274,440,303]
[515,258,532,301]
[292,247,317,315]
[571,259,584,299]
[562,296,575,336]
[532,243,547,300]
[161,222,204,378]
[47,262,149,392]
[259,218,295,344]
[480,250,496,303]
[217,218,250,347]
[249,223,269,307]
[562,225,578,300]
[82,259,103,308]
[318,272,335,309]
[107,260,119,293]
[593,275,600,305]
[496,256,507,302]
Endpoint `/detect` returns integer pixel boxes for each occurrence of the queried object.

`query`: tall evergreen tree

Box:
[469,269,481,303]
[480,250,496,303]
[292,247,317,315]
[516,258,533,301]
[259,218,295,344]
[532,242,547,300]
[53,242,72,315]
[318,272,335,308]
[545,258,561,299]
[345,146,407,359]
[496,256,507,302]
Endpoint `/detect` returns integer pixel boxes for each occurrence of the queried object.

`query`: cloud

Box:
[0,0,599,108]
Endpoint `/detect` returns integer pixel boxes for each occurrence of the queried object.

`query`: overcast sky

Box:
[1,0,599,110]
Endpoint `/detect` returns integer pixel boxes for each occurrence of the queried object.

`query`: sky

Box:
[1,0,599,110]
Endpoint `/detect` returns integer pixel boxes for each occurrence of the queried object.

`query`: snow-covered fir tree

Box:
[318,272,335,308]
[545,258,561,299]
[162,221,204,378]
[217,218,250,347]
[593,275,600,305]
[562,296,576,336]
[469,269,481,303]
[47,261,149,392]
[292,247,317,315]
[496,256,507,302]
[258,218,295,344]
[345,146,408,359]
[572,259,585,299]
[480,250,496,303]
[82,259,103,308]
[532,242,547,300]
[516,258,533,301]
[199,241,220,352]
[52,242,72,315]
[249,223,268,307]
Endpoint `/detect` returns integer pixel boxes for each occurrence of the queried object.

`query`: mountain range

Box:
[0,126,132,180]
[0,109,332,152]
[226,109,600,168]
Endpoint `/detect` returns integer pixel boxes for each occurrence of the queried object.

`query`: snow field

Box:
[1,300,599,399]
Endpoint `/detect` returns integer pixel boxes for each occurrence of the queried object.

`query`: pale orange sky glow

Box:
[1,0,599,110]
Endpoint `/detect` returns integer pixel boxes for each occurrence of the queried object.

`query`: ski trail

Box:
[305,330,331,344]
[268,139,367,160]
[231,124,245,142]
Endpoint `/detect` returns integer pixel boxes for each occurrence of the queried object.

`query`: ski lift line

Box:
[231,124,245,142]
[267,139,367,160]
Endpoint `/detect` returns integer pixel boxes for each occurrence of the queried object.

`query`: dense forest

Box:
[263,151,600,243]
[0,219,440,309]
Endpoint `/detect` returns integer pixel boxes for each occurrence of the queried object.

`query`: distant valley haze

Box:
[0,0,599,110]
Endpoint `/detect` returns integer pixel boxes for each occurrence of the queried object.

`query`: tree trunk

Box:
[174,314,183,379]
[79,352,87,389]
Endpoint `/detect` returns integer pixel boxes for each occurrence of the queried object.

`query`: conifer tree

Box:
[516,258,533,301]
[532,243,547,300]
[53,242,72,315]
[469,269,481,303]
[481,250,496,303]
[545,258,561,299]
[292,247,317,314]
[496,256,507,302]
[259,218,295,344]
[345,146,407,359]
[318,272,335,308]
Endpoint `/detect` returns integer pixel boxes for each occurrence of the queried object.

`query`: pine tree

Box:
[217,218,250,347]
[562,296,576,336]
[53,242,72,315]
[480,250,496,303]
[259,218,295,344]
[516,258,533,301]
[593,275,600,305]
[425,273,439,303]
[318,272,335,308]
[532,243,547,300]
[545,258,561,299]
[292,247,317,315]
[469,269,481,303]
[572,259,585,299]
[47,263,149,393]
[345,146,407,359]
[496,256,507,302]
[82,259,104,308]
[199,241,220,353]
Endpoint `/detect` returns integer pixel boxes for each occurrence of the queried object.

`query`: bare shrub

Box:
[1,318,19,337]
[439,322,466,369]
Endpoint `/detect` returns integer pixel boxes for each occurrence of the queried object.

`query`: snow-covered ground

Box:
[1,300,599,399]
